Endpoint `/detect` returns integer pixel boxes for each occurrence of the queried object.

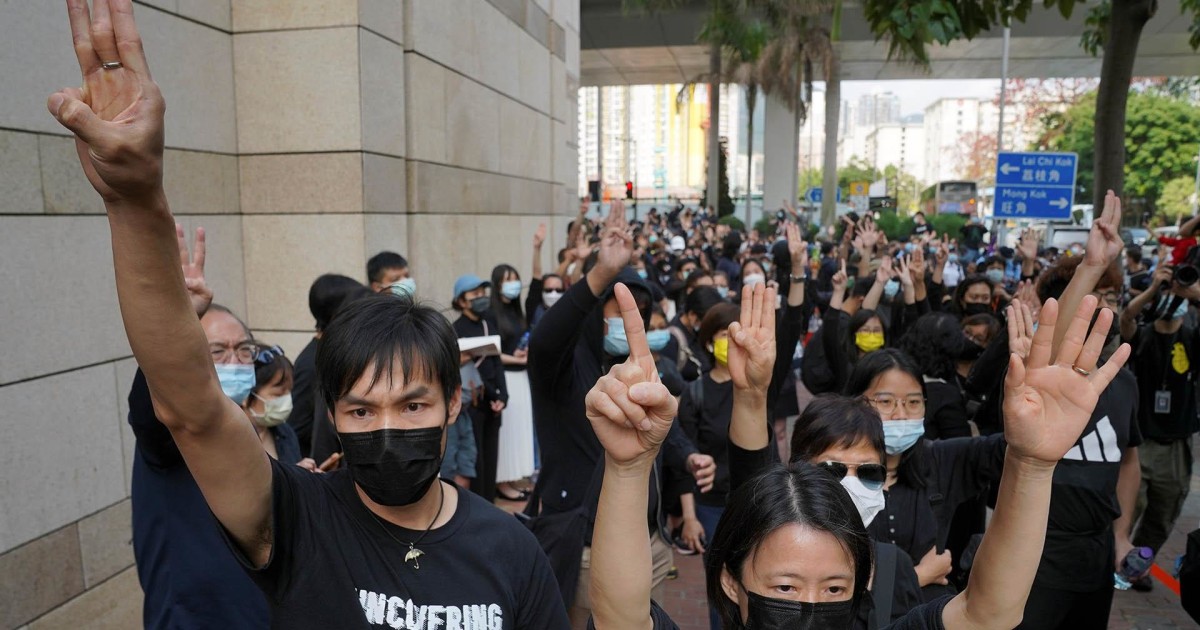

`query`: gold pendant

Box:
[404,546,424,569]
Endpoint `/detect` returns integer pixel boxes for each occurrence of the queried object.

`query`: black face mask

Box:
[338,425,444,507]
[741,592,856,630]
[962,302,993,317]
[959,339,986,361]
[468,296,491,315]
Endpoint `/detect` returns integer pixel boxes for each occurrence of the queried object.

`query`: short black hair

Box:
[252,348,293,395]
[366,251,409,284]
[790,394,886,465]
[684,286,724,319]
[309,274,371,332]
[316,294,461,412]
[896,312,965,382]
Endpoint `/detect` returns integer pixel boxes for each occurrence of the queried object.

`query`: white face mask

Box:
[743,273,766,287]
[250,392,293,428]
[543,290,563,309]
[840,475,886,527]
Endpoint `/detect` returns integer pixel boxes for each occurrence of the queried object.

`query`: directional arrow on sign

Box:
[1050,198,1069,210]
[1000,163,1021,176]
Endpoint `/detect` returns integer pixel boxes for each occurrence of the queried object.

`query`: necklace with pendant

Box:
[366,481,445,570]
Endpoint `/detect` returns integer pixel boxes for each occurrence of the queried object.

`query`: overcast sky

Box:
[831,79,1003,116]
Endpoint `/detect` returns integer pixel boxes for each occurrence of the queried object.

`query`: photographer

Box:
[1119,262,1200,591]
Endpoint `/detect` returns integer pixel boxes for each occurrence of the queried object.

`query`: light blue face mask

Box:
[637,268,649,280]
[500,280,523,300]
[388,278,416,299]
[884,280,901,299]
[604,317,629,356]
[215,363,256,405]
[717,286,730,299]
[646,329,671,352]
[1160,295,1190,320]
[985,269,1005,285]
[882,418,925,455]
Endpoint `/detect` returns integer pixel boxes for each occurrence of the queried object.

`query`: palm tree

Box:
[748,0,837,223]
[723,20,770,217]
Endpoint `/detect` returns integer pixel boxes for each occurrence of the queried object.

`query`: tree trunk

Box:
[746,87,757,224]
[1092,0,1157,214]
[707,41,722,213]
[821,48,841,226]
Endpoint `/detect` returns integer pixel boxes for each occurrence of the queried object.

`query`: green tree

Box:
[1159,177,1199,221]
[1045,91,1200,212]
[859,0,1200,213]
[702,138,737,217]
[882,164,924,215]
[837,157,879,193]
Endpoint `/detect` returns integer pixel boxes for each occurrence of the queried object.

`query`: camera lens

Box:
[1176,265,1199,287]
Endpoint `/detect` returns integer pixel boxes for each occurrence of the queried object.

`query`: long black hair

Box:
[844,349,928,489]
[489,263,525,345]
[896,312,965,382]
[705,463,873,627]
[841,308,887,364]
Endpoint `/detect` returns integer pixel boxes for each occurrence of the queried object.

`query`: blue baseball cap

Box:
[452,274,490,302]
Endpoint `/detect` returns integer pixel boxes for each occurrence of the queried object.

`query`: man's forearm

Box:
[107,195,225,427]
[729,390,769,450]
[1114,448,1141,543]
[591,458,655,630]
[1050,263,1105,362]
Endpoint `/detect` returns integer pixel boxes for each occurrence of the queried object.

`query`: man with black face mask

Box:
[48,5,567,627]
[451,274,508,503]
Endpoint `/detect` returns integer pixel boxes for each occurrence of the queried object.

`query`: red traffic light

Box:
[625,182,633,199]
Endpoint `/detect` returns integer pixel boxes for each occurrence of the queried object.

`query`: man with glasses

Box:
[126,226,290,628]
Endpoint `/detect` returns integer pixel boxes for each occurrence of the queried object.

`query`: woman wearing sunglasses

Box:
[845,349,1007,601]
[585,281,1128,630]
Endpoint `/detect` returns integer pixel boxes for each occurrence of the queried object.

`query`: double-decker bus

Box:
[920,181,978,216]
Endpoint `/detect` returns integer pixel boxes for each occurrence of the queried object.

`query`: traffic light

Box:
[625,181,633,199]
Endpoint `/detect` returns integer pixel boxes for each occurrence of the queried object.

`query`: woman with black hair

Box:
[895,313,973,440]
[584,282,1130,630]
[845,348,1007,600]
[951,275,1001,320]
[489,263,536,502]
[241,345,311,469]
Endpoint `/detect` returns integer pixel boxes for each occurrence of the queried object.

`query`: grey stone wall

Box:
[0,1,578,627]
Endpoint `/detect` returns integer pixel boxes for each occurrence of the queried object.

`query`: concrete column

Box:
[762,92,800,214]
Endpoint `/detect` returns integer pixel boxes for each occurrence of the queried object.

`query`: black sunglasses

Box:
[253,344,286,365]
[816,461,887,491]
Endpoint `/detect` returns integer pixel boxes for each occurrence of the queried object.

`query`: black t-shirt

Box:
[959,224,987,249]
[228,459,569,628]
[678,375,735,506]
[912,223,931,238]
[1131,323,1200,440]
[619,595,950,630]
[1033,368,1141,592]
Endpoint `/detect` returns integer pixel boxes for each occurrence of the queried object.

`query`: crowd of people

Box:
[42,1,1200,629]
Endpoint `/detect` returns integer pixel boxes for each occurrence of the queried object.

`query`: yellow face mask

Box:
[712,337,729,366]
[855,331,885,353]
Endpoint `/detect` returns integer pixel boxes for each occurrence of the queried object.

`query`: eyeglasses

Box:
[210,341,257,364]
[254,345,286,365]
[816,461,887,491]
[865,395,926,417]
[543,289,563,295]
[1093,290,1121,308]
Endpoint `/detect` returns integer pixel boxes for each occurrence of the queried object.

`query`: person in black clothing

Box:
[959,218,988,265]
[489,262,537,502]
[451,274,508,503]
[666,285,724,382]
[896,313,973,440]
[53,6,566,627]
[366,250,414,297]
[846,349,1007,601]
[1125,247,1153,299]
[1120,263,1200,586]
[583,282,1131,630]
[526,202,714,625]
[911,211,932,239]
[287,273,370,458]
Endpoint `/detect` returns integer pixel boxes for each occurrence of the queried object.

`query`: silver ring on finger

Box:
[1071,365,1091,377]
[102,61,123,70]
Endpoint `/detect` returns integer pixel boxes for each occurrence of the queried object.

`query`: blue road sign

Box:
[994,152,1078,220]
[806,188,841,204]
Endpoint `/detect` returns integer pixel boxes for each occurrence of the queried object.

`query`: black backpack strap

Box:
[687,376,704,410]
[873,543,898,628]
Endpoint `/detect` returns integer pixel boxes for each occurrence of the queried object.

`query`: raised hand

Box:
[875,255,895,284]
[726,283,777,394]
[786,222,808,269]
[177,224,212,317]
[1013,279,1041,321]
[49,0,165,203]
[595,200,633,273]
[533,223,546,249]
[1002,296,1131,466]
[909,247,927,282]
[1017,229,1039,262]
[1006,298,1035,360]
[1084,191,1124,269]
[585,284,677,468]
[897,255,915,288]
[831,260,848,293]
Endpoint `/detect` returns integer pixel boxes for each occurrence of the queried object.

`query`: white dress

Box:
[496,369,537,483]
